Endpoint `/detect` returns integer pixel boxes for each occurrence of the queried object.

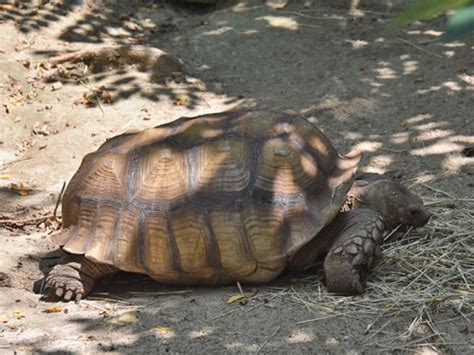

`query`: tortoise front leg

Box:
[46,254,117,301]
[323,209,385,294]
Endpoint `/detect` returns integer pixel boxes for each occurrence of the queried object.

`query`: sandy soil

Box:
[0,0,473,353]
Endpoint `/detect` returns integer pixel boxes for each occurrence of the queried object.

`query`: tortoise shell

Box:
[55,110,361,285]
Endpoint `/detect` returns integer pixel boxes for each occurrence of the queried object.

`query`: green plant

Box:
[392,0,474,41]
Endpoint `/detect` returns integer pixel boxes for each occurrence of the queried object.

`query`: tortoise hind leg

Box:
[46,254,117,301]
[323,209,385,294]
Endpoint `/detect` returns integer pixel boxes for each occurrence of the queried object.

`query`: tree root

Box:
[42,45,185,78]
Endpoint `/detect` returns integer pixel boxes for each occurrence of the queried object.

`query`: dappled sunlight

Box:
[257,15,299,30]
[354,141,383,152]
[442,155,474,174]
[415,129,453,142]
[188,327,214,338]
[443,50,456,58]
[411,141,464,156]
[224,341,258,351]
[202,26,234,36]
[458,73,474,86]
[345,131,364,141]
[375,66,398,80]
[0,1,472,353]
[286,328,315,343]
[346,39,369,49]
[403,114,432,125]
[441,81,463,91]
[368,154,394,170]
[442,41,466,48]
[390,132,410,145]
[402,60,419,75]
[413,121,449,131]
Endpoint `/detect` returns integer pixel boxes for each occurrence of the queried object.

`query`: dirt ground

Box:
[0,0,473,354]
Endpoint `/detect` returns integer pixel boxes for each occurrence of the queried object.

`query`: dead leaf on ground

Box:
[174,94,190,106]
[13,311,25,319]
[81,92,96,107]
[152,327,175,339]
[226,288,258,305]
[26,90,37,99]
[226,293,246,304]
[43,305,64,314]
[98,86,112,104]
[9,95,25,106]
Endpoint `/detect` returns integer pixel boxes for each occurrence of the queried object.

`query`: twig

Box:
[0,214,54,227]
[210,308,239,321]
[53,181,66,222]
[256,326,280,354]
[0,157,32,171]
[420,183,456,199]
[398,38,443,58]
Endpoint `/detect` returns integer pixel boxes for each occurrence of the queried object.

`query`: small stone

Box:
[353,237,363,245]
[333,246,343,254]
[51,82,63,91]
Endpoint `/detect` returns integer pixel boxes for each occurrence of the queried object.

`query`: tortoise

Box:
[46,110,430,301]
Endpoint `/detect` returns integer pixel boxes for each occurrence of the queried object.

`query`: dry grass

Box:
[260,193,473,352]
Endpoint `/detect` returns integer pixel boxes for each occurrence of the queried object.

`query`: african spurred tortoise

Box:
[46,110,430,301]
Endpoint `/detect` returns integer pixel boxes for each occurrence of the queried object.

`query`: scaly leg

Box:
[323,209,385,294]
[46,254,117,301]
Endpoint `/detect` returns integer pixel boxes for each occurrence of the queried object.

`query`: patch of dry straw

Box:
[261,194,473,351]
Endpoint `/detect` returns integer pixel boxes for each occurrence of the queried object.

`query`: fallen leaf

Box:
[43,305,63,314]
[0,175,11,180]
[152,327,175,339]
[9,95,25,106]
[26,90,37,99]
[98,86,112,104]
[13,311,25,319]
[174,94,190,106]
[22,59,31,69]
[81,92,96,107]
[226,293,246,304]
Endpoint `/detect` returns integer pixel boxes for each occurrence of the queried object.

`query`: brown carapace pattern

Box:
[55,110,361,285]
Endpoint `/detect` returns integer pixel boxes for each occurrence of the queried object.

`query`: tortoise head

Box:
[364,180,431,230]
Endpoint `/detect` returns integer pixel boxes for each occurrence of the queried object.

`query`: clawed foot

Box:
[46,262,96,301]
[323,212,384,295]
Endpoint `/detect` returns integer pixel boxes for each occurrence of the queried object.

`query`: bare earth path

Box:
[0,1,472,353]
